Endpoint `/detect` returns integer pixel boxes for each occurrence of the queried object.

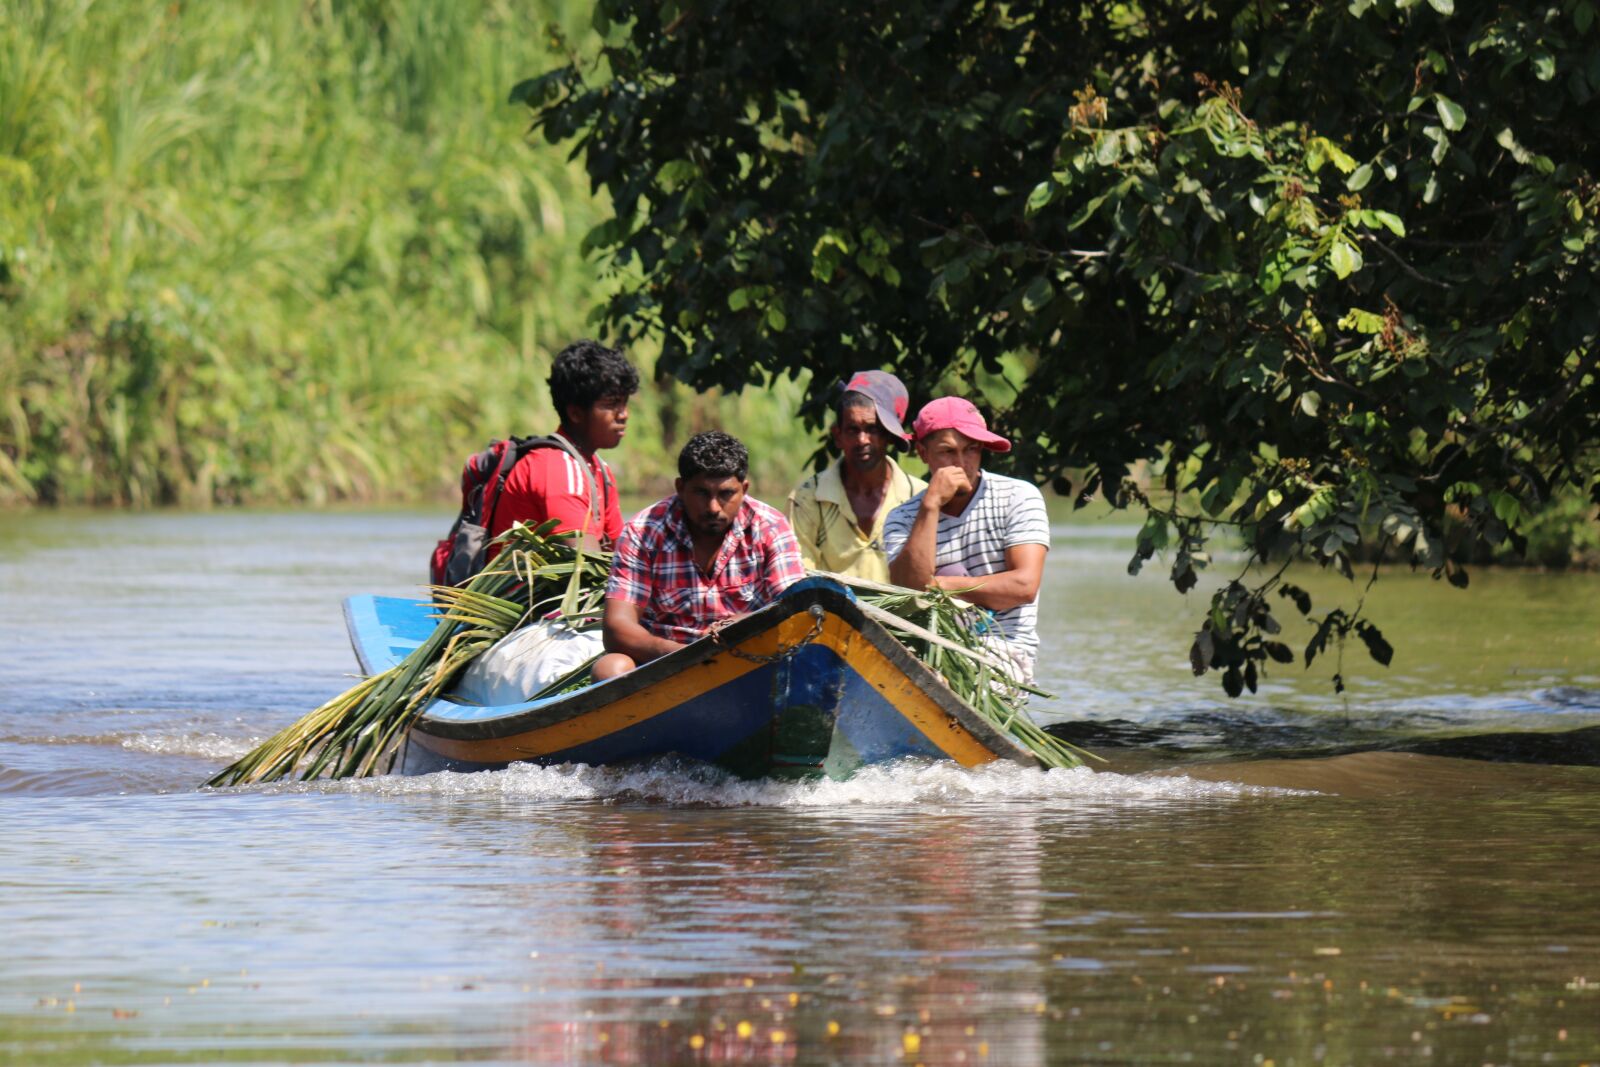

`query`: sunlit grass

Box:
[1,0,818,508]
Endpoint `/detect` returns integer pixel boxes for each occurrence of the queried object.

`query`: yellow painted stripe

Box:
[410,609,1000,767]
[413,612,803,764]
[822,617,999,767]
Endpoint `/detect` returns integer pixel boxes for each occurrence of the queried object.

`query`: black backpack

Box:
[429,435,600,586]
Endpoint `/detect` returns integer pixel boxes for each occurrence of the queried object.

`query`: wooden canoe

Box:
[344,577,1043,779]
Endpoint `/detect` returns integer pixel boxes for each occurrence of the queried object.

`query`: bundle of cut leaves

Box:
[207,520,604,786]
[209,523,1092,786]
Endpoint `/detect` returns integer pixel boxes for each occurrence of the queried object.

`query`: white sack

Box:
[452,620,603,706]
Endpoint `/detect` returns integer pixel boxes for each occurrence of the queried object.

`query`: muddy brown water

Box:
[2,508,1597,1065]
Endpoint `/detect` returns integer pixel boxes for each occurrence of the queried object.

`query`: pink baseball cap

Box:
[912,396,1012,453]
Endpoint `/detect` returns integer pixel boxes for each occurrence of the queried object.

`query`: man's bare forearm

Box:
[929,570,1036,612]
[932,544,1047,611]
[602,609,684,664]
[888,504,943,588]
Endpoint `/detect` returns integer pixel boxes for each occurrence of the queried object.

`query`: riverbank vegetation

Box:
[0,0,815,509]
[524,0,1600,688]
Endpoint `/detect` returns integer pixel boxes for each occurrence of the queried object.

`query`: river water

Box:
[2,508,1597,1066]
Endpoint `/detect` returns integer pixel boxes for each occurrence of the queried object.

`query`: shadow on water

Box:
[1047,686,1600,770]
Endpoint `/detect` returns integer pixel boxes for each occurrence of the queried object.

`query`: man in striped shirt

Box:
[594,431,807,679]
[884,397,1051,682]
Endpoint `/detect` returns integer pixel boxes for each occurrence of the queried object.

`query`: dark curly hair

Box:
[678,431,749,481]
[548,340,639,421]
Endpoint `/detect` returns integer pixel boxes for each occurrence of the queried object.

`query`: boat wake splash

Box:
[256,756,1309,806]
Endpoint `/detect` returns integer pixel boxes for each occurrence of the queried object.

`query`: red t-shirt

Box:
[486,433,623,555]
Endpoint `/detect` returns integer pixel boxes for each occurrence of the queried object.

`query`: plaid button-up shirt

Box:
[606,495,807,644]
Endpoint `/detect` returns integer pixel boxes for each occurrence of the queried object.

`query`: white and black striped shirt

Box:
[881,472,1051,655]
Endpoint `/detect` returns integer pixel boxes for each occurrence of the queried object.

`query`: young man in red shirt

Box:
[454,340,639,705]
[486,339,639,555]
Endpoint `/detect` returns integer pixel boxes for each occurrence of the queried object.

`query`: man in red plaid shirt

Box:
[593,431,807,679]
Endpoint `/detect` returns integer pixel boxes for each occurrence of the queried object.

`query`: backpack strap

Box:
[478,440,531,541]
[540,432,605,537]
[494,434,605,539]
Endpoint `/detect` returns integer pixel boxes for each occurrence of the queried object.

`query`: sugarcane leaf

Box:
[561,546,586,619]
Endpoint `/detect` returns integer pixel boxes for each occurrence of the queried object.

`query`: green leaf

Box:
[1026,180,1056,215]
[1095,133,1123,166]
[1325,141,1359,174]
[1299,390,1322,417]
[1258,250,1290,295]
[1533,51,1557,81]
[727,287,751,311]
[1366,209,1406,237]
[765,306,787,332]
[1347,163,1373,192]
[1021,275,1056,314]
[1489,490,1521,525]
[1494,127,1532,164]
[1434,94,1466,132]
[1337,307,1385,333]
[1329,240,1362,279]
[1065,192,1109,230]
[1427,0,1454,13]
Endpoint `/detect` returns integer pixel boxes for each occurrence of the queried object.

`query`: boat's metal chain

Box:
[708,605,826,664]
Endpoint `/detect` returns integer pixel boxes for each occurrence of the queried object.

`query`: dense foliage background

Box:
[0,0,811,507]
[5,0,1597,688]
[524,0,1600,688]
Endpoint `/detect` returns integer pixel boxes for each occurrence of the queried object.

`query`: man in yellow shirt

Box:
[787,371,927,582]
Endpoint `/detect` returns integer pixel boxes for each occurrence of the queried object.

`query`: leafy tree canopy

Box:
[518,0,1600,694]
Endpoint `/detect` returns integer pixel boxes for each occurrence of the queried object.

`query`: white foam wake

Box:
[121,731,259,760]
[261,757,1306,806]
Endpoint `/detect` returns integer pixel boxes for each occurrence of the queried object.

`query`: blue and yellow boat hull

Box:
[343,578,1041,779]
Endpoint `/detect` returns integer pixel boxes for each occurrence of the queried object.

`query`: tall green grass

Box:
[0,0,816,508]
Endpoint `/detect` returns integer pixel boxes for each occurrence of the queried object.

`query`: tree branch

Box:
[1367,236,1457,290]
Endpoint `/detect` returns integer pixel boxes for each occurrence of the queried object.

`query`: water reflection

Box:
[441,800,1055,1065]
[3,509,1600,1065]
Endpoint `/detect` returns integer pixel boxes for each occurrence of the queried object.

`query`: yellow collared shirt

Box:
[786,457,927,582]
